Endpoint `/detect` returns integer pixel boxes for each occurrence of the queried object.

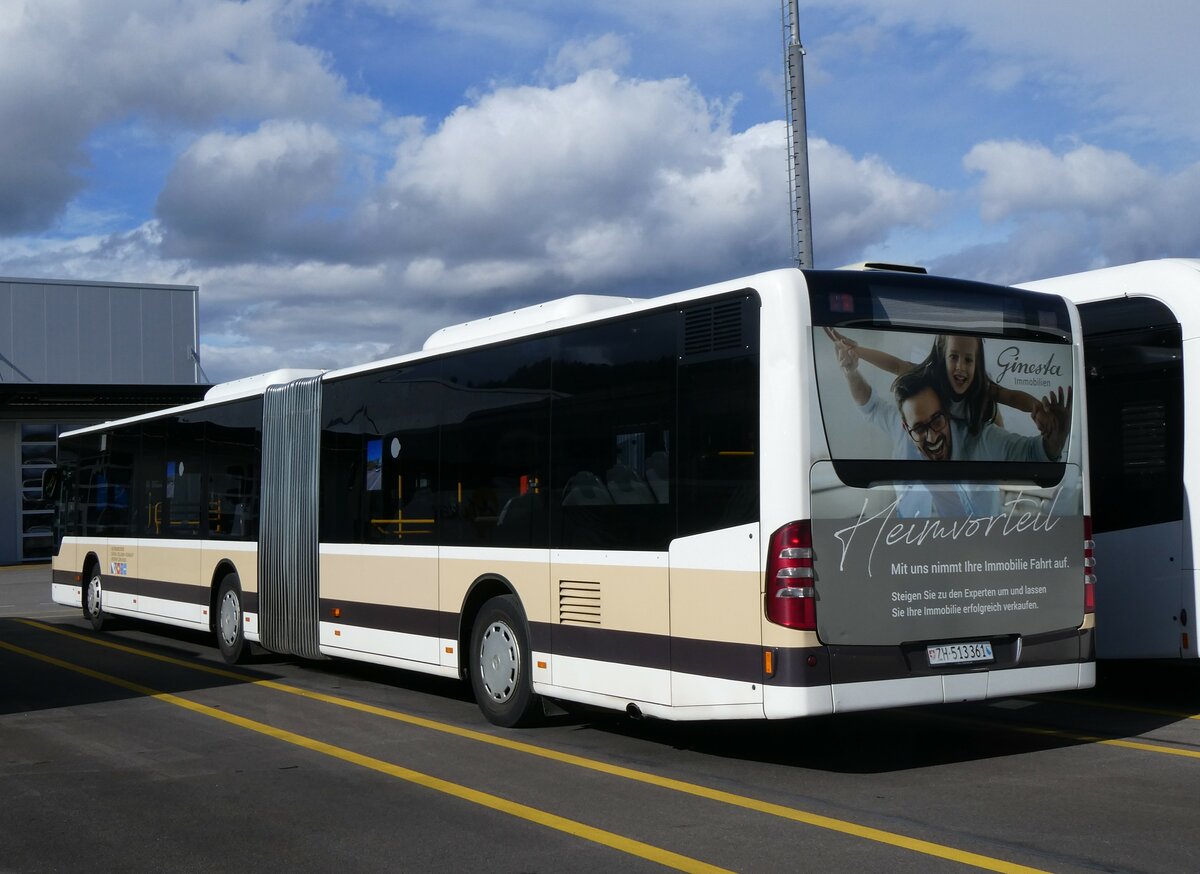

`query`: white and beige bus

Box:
[49,267,1094,726]
[1022,259,1199,660]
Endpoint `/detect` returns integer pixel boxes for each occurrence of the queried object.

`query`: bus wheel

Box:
[215,574,247,664]
[83,566,106,631]
[469,595,541,728]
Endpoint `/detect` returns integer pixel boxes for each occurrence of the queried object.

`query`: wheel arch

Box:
[208,559,242,634]
[457,574,521,680]
[82,551,101,579]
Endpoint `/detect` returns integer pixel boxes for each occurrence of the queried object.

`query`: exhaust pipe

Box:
[625,702,643,720]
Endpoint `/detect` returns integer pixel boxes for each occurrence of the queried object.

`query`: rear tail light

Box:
[1083,515,1096,614]
[766,520,816,630]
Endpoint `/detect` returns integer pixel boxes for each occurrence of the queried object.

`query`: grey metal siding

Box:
[45,285,80,382]
[0,278,199,385]
[111,288,143,383]
[11,283,46,382]
[78,287,114,382]
[140,288,174,383]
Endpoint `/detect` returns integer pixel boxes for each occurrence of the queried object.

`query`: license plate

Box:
[927,641,994,666]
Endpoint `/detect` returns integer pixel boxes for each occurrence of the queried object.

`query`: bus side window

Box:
[677,298,759,538]
[442,340,551,549]
[1080,298,1184,533]
[320,360,444,545]
[551,312,675,550]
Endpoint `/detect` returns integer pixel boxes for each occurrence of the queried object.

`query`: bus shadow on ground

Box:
[0,615,483,719]
[8,613,1195,775]
[583,664,1199,774]
[0,616,302,716]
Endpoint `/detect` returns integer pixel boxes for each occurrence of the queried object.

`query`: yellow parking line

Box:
[925,706,1200,761]
[1039,694,1200,722]
[18,619,1049,874]
[0,637,728,874]
[1011,723,1200,759]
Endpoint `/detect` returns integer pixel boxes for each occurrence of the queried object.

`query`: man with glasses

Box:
[892,366,1071,464]
[895,380,952,462]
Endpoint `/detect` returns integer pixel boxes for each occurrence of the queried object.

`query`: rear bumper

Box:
[763,627,1094,718]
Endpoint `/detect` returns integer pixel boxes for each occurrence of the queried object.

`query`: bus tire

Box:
[469,595,541,728]
[83,565,106,631]
[215,574,247,664]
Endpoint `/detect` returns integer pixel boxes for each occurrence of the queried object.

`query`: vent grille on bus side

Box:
[558,580,601,625]
[1121,401,1168,474]
[683,300,744,358]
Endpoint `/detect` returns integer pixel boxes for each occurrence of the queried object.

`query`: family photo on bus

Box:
[814,326,1075,519]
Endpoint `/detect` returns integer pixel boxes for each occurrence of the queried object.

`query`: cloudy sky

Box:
[3,0,1198,383]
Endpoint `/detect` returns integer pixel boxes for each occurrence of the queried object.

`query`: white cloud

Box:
[381,70,726,234]
[369,72,938,276]
[3,3,1092,384]
[0,64,943,382]
[810,139,946,265]
[0,0,375,233]
[157,121,345,262]
[542,33,632,84]
[965,141,1152,222]
[946,141,1200,284]
[814,1,1200,143]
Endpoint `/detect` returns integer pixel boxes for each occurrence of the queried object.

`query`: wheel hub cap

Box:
[220,591,239,645]
[479,621,518,703]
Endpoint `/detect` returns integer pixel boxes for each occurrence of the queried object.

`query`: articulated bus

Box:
[1022,259,1199,660]
[49,267,1094,726]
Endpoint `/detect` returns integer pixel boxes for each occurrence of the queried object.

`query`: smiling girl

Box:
[824,328,1045,434]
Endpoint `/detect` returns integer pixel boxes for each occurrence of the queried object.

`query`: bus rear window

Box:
[813,324,1075,486]
[806,270,1072,342]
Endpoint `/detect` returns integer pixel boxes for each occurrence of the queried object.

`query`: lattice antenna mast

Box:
[783,0,814,268]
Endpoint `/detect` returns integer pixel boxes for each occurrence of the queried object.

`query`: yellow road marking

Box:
[1004,722,1200,759]
[19,619,1049,873]
[0,637,728,874]
[921,707,1200,761]
[1039,694,1200,723]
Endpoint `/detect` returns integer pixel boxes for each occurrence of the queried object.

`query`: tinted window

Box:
[551,312,676,550]
[62,399,263,543]
[678,296,760,536]
[136,417,204,539]
[55,433,103,540]
[321,361,442,544]
[103,428,138,537]
[1080,298,1183,532]
[442,339,552,548]
[806,269,1072,341]
[809,275,1073,487]
[198,397,262,541]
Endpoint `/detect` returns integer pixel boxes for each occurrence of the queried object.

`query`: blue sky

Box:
[2,0,1198,382]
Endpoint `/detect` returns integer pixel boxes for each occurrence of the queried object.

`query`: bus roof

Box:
[1019,259,1200,337]
[60,268,803,438]
[62,265,1065,440]
[422,294,643,351]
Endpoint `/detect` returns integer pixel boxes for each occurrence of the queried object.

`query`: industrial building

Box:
[1,277,209,564]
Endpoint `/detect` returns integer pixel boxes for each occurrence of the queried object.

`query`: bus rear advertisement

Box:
[811,324,1082,650]
[49,267,1094,726]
